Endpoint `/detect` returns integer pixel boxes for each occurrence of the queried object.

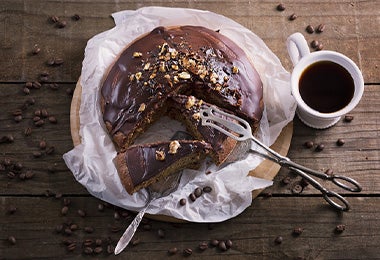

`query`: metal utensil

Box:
[114,131,192,255]
[200,106,362,211]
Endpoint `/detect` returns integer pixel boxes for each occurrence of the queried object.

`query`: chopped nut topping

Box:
[159,43,168,55]
[232,66,239,74]
[138,103,146,112]
[135,72,143,81]
[192,112,200,120]
[155,150,165,161]
[170,49,178,59]
[129,74,135,81]
[178,71,191,80]
[149,73,156,79]
[169,140,181,154]
[171,64,179,71]
[143,62,150,71]
[159,61,166,72]
[224,76,229,82]
[185,96,196,109]
[173,76,179,84]
[133,52,142,58]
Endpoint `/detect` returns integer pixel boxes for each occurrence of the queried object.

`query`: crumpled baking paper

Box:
[63,6,296,222]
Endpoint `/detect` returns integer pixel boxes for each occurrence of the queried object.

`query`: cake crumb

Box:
[155,150,166,161]
[169,141,181,154]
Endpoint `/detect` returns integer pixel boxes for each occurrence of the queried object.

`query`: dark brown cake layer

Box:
[115,140,211,194]
[101,25,263,150]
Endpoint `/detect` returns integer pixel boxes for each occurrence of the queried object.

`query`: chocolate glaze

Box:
[123,140,210,186]
[101,26,263,149]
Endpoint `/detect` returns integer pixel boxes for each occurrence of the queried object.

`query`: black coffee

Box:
[299,60,355,113]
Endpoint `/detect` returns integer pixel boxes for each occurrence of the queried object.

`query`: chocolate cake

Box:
[100,25,264,194]
[115,140,211,194]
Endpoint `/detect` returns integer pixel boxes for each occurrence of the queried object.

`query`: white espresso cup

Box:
[286,33,364,129]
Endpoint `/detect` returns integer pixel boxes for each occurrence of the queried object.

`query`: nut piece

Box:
[192,112,200,120]
[132,52,142,58]
[232,66,239,74]
[169,141,181,154]
[178,71,191,79]
[185,96,196,109]
[155,150,165,161]
[138,103,146,112]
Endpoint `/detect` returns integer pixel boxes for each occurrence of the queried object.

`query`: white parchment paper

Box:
[63,7,296,222]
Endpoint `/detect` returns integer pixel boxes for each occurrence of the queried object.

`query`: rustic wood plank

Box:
[0,0,378,82]
[0,196,379,259]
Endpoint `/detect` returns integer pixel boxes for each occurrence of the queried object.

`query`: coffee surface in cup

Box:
[299,60,354,113]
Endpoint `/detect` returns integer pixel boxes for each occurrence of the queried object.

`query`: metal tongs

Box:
[200,106,362,211]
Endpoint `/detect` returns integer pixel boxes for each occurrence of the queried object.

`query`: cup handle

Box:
[286,33,310,66]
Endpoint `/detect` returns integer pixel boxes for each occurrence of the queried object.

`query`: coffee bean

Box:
[94,246,103,254]
[183,248,193,256]
[32,81,42,89]
[95,239,102,246]
[316,23,326,33]
[3,157,12,166]
[63,198,71,206]
[12,109,22,116]
[306,25,315,34]
[288,13,297,21]
[46,58,55,66]
[84,226,94,234]
[276,3,286,11]
[25,170,35,179]
[315,144,325,152]
[8,236,16,245]
[66,87,74,96]
[14,115,23,123]
[23,87,30,95]
[50,15,60,23]
[64,227,72,235]
[315,42,324,51]
[293,227,303,236]
[189,193,197,202]
[325,168,334,176]
[61,206,69,215]
[54,58,64,65]
[291,184,303,194]
[225,239,233,249]
[114,211,120,220]
[179,198,186,206]
[344,115,354,122]
[33,151,42,158]
[168,247,178,255]
[203,186,212,193]
[157,228,165,238]
[210,239,219,247]
[39,140,47,150]
[72,14,81,21]
[32,45,41,55]
[77,209,86,217]
[131,237,141,246]
[198,241,208,251]
[107,244,115,254]
[336,138,345,146]
[24,127,32,136]
[335,224,346,233]
[274,236,283,244]
[83,246,93,255]
[310,40,319,49]
[56,20,67,28]
[97,203,104,211]
[66,242,76,251]
[7,205,17,214]
[194,187,203,197]
[218,241,228,251]
[41,108,49,118]
[83,239,94,247]
[70,224,78,231]
[0,135,14,143]
[34,119,45,127]
[281,176,291,185]
[7,171,16,179]
[48,83,59,90]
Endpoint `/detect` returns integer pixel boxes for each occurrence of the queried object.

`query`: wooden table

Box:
[1,1,379,259]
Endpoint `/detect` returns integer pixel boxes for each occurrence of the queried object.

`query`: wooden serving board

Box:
[70,80,293,222]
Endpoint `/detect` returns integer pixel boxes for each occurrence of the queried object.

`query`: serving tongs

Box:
[200,106,362,211]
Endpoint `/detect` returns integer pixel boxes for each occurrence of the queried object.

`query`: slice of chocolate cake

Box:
[115,140,211,194]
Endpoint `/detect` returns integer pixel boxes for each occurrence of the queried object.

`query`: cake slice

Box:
[115,140,211,194]
[168,94,238,165]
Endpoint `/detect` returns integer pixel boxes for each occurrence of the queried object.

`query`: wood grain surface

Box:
[0,0,379,259]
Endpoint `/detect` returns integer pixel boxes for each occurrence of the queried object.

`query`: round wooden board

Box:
[70,80,293,222]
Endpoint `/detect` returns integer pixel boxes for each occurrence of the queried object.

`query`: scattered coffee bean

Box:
[111,225,121,233]
[274,236,283,244]
[7,171,16,179]
[293,227,303,236]
[97,203,104,211]
[61,206,69,215]
[157,228,165,238]
[70,224,78,231]
[194,187,203,198]
[310,40,319,49]
[291,184,303,194]
[8,236,16,245]
[83,239,94,247]
[183,248,193,256]
[131,237,141,246]
[12,109,22,116]
[63,198,71,206]
[276,3,286,11]
[344,115,354,122]
[168,247,178,255]
[288,13,297,21]
[34,119,45,127]
[325,168,334,176]
[33,151,42,158]
[0,135,14,143]
[14,115,23,123]
[39,140,47,150]
[23,87,30,95]
[210,239,219,247]
[189,193,197,202]
[83,227,94,234]
[83,246,93,255]
[77,209,86,217]
[94,246,103,254]
[56,20,67,28]
[106,244,115,254]
[335,224,346,233]
[72,14,81,21]
[25,170,35,179]
[114,211,120,220]
[315,143,325,152]
[306,25,315,34]
[54,58,64,65]
[50,15,60,23]
[7,205,17,214]
[95,239,102,246]
[336,138,345,146]
[32,45,41,55]
[179,198,187,206]
[64,227,72,235]
[66,242,76,251]
[203,186,212,193]
[198,241,208,251]
[24,127,32,136]
[315,42,324,51]
[316,23,326,33]
[218,241,228,251]
[225,239,233,249]
[32,81,42,89]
